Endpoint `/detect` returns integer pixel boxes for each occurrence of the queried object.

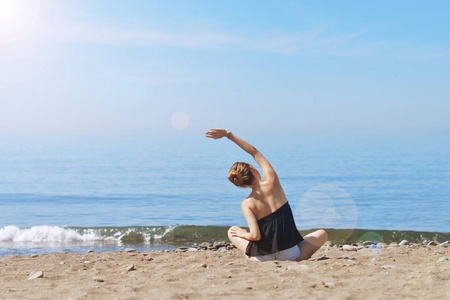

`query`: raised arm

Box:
[205,129,278,182]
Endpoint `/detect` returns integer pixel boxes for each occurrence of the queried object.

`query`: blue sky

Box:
[0,0,449,136]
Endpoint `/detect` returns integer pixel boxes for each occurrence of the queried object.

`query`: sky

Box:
[0,0,449,136]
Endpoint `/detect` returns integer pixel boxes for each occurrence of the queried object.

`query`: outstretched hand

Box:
[205,128,228,140]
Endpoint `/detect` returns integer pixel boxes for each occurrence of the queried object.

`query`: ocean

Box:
[0,135,449,256]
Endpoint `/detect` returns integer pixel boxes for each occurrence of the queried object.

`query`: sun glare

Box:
[0,0,40,43]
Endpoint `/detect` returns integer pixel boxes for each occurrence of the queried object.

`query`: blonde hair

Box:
[228,162,254,188]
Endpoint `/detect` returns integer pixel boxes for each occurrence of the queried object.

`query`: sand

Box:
[1,245,449,300]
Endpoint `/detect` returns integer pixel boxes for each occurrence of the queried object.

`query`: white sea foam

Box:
[0,225,102,243]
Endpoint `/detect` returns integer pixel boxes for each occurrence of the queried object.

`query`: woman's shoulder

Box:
[241,197,258,210]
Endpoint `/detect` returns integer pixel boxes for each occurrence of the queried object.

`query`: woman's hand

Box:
[229,226,248,238]
[205,128,229,140]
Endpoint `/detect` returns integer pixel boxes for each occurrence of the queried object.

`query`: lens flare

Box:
[171,112,189,130]
[0,0,40,44]
[294,184,358,242]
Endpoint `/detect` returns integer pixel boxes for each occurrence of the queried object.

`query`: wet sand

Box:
[1,245,449,299]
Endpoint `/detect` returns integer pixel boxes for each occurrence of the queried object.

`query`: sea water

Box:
[0,135,449,256]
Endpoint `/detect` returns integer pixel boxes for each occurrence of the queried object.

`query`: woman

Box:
[205,129,327,262]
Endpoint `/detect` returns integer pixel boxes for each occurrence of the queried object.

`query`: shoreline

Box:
[1,226,449,258]
[1,242,449,299]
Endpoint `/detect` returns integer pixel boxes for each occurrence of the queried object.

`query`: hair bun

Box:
[228,170,244,186]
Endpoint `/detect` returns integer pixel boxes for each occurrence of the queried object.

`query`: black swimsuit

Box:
[245,201,304,256]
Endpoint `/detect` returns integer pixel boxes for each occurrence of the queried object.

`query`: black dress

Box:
[245,201,304,256]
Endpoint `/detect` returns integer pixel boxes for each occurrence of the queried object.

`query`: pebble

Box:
[93,276,104,282]
[126,264,136,272]
[434,248,445,254]
[218,247,227,252]
[377,243,388,248]
[437,256,448,263]
[427,241,437,246]
[173,248,188,253]
[28,271,44,280]
[381,265,396,269]
[198,242,211,249]
[362,241,375,246]
[389,243,400,247]
[213,241,227,248]
[187,248,199,252]
[84,261,90,264]
[287,265,310,271]
[324,241,333,247]
[343,245,357,251]
[124,248,136,253]
[88,250,95,253]
[439,241,449,246]
[30,254,38,258]
[399,240,410,246]
[323,282,335,288]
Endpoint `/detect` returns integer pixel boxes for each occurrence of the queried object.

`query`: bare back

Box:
[246,178,288,220]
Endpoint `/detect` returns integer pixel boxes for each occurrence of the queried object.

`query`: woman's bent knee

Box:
[227,227,233,240]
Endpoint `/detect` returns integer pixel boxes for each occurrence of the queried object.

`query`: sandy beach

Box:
[1,243,448,300]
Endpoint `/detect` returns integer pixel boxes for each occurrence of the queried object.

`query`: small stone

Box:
[30,254,38,258]
[382,265,396,269]
[88,250,95,253]
[439,241,449,246]
[323,282,335,288]
[362,241,375,247]
[187,248,199,252]
[28,271,44,280]
[343,245,357,251]
[377,243,388,248]
[200,263,207,268]
[324,241,333,247]
[287,264,311,271]
[399,240,410,246]
[126,264,136,272]
[84,261,90,264]
[173,248,188,253]
[93,276,104,282]
[198,242,211,249]
[427,241,437,246]
[389,243,400,247]
[436,256,448,263]
[226,245,235,250]
[218,247,227,252]
[164,250,170,253]
[213,241,227,248]
[124,248,136,253]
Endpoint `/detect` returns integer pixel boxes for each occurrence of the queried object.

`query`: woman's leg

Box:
[227,227,252,260]
[295,229,328,261]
